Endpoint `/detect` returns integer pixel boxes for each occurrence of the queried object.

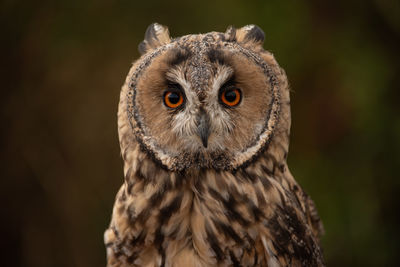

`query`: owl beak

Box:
[197,111,210,148]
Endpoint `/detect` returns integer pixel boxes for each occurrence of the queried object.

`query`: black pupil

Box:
[225,90,237,102]
[168,92,180,104]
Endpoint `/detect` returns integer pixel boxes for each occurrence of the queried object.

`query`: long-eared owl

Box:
[104,23,324,266]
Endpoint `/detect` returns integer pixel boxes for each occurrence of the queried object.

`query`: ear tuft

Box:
[224,26,237,42]
[235,24,265,47]
[138,23,171,55]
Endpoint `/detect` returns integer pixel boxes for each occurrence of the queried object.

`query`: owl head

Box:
[118,23,291,171]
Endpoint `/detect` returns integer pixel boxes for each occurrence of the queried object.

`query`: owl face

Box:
[124,24,282,171]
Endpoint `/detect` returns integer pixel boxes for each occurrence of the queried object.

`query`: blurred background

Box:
[1,0,399,266]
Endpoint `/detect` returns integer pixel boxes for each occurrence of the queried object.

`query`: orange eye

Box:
[164,91,184,108]
[220,88,241,107]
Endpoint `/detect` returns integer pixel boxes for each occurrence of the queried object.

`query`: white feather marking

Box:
[243,24,255,31]
[153,23,162,33]
[166,67,199,139]
[207,65,235,136]
[211,66,233,95]
[261,236,281,267]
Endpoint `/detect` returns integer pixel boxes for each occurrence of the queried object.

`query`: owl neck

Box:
[124,139,289,188]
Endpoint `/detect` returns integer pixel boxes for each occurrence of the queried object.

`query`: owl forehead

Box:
[167,33,233,94]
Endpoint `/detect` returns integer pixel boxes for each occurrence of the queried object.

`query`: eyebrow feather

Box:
[167,47,192,66]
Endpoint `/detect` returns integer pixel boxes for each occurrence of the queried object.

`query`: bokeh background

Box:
[1,0,399,266]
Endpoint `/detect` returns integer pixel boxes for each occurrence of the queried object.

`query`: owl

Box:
[104,23,324,267]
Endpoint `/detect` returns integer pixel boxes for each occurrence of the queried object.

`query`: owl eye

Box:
[164,91,184,109]
[220,87,242,107]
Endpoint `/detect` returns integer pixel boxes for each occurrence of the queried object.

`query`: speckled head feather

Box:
[105,23,324,267]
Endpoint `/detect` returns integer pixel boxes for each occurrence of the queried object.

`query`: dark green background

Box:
[2,0,399,266]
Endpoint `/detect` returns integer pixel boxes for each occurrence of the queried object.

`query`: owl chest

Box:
[116,184,266,266]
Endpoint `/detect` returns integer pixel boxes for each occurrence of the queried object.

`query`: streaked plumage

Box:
[104,23,324,266]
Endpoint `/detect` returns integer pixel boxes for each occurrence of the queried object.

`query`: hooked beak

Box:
[197,110,210,148]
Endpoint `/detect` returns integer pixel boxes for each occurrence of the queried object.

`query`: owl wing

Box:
[292,184,325,242]
[304,192,325,241]
[257,183,325,267]
[259,205,324,266]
